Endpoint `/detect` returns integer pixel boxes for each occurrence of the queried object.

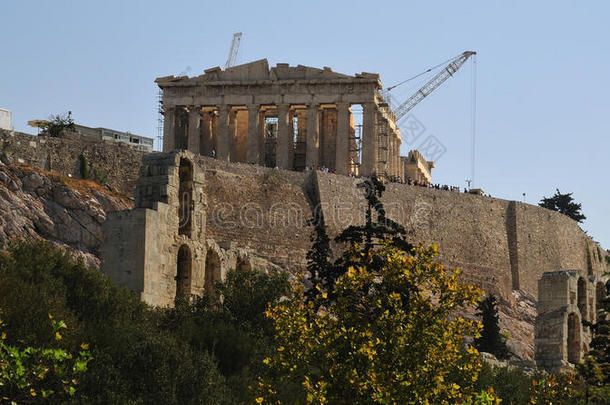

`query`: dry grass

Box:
[2,164,132,204]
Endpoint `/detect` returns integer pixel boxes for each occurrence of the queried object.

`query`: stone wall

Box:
[2,130,609,357]
[192,155,314,271]
[311,172,608,301]
[101,152,291,307]
[0,129,144,195]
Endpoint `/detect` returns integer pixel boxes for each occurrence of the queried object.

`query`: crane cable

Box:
[470,54,477,187]
[386,52,465,92]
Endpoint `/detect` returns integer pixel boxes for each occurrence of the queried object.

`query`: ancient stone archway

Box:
[178,158,193,237]
[176,245,192,300]
[204,249,221,295]
[567,312,581,364]
[596,282,606,321]
[577,277,588,322]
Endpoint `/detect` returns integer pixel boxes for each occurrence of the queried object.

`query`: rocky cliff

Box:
[0,163,132,267]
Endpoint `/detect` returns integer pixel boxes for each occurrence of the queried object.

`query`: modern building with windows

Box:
[74,124,154,151]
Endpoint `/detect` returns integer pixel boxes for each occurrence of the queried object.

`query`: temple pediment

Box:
[156,59,379,85]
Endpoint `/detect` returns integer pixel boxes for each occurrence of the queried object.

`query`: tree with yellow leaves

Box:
[255,178,491,404]
[257,243,486,404]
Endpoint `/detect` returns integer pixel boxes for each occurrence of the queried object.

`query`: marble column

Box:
[389,136,396,176]
[395,135,402,178]
[335,103,350,175]
[200,111,214,157]
[228,109,238,162]
[187,106,200,154]
[246,104,260,164]
[361,102,378,176]
[258,110,267,165]
[306,104,320,169]
[216,105,230,161]
[276,103,291,169]
[162,106,175,152]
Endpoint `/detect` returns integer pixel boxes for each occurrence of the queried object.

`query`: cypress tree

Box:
[475,294,509,359]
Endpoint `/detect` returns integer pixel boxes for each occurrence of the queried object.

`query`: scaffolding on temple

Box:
[156,89,164,151]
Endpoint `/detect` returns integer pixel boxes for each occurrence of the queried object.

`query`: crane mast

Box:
[391,51,476,122]
[225,32,243,69]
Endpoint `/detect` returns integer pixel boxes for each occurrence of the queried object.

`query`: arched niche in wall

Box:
[596,281,607,322]
[175,245,192,300]
[178,158,193,237]
[577,277,588,323]
[204,249,221,296]
[567,312,581,365]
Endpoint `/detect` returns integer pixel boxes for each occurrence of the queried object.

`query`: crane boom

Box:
[392,51,476,122]
[225,32,243,69]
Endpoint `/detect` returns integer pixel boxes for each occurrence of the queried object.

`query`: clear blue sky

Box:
[2,1,608,248]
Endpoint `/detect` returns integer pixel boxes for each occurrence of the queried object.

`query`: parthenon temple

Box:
[155,59,402,177]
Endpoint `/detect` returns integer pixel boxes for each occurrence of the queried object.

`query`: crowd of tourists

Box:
[302,166,488,196]
[387,175,464,193]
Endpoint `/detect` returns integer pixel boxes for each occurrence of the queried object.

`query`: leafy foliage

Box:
[0,314,91,403]
[476,363,587,404]
[474,294,509,359]
[160,269,290,403]
[539,189,586,223]
[306,176,413,305]
[335,176,412,254]
[40,111,75,137]
[0,242,267,404]
[258,240,484,403]
[579,277,610,400]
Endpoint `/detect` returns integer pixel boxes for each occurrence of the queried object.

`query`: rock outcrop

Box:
[0,163,132,267]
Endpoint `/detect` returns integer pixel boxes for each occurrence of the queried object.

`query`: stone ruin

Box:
[155,59,403,178]
[100,151,272,306]
[535,270,607,373]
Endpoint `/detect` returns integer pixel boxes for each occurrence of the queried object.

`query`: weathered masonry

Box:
[535,270,607,373]
[155,59,402,177]
[100,151,272,306]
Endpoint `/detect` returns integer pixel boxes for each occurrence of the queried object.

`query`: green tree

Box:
[79,153,90,180]
[539,189,586,223]
[256,242,484,404]
[0,242,232,404]
[41,111,75,137]
[0,314,91,403]
[160,268,291,403]
[257,178,485,403]
[578,278,610,402]
[474,294,509,359]
[306,176,413,305]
